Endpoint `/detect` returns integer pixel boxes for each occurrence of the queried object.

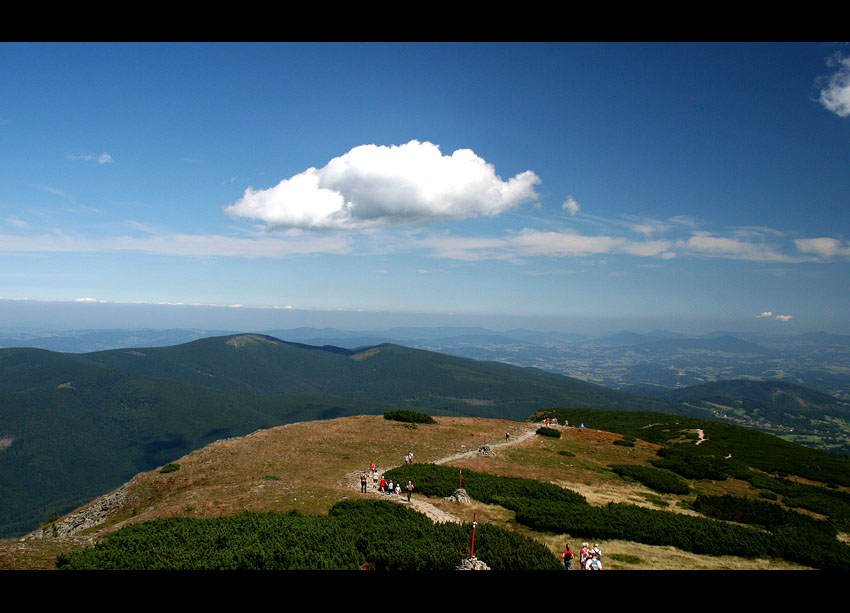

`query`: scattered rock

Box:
[444,488,471,504]
[478,444,495,456]
[456,556,490,570]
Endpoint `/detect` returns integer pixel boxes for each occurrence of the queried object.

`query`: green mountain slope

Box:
[83,334,679,416]
[0,333,685,538]
[661,379,850,419]
[657,379,850,454]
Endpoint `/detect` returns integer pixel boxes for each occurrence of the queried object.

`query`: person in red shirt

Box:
[562,543,574,570]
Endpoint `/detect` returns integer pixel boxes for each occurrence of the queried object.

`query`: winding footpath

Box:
[344,423,540,524]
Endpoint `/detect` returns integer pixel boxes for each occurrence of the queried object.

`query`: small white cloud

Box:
[69,152,114,164]
[562,196,581,216]
[223,140,541,231]
[755,311,792,322]
[795,237,850,259]
[819,53,850,118]
[677,233,801,263]
[75,297,106,303]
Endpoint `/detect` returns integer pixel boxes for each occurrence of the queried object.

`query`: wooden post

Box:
[459,468,463,489]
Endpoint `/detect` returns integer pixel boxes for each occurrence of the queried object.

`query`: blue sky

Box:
[1,42,849,334]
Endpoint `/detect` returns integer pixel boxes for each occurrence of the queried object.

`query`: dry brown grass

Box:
[0,417,819,570]
[97,415,530,530]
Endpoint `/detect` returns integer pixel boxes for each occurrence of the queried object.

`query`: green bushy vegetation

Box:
[651,447,731,481]
[553,408,850,487]
[536,427,561,438]
[692,494,834,536]
[553,408,850,531]
[382,458,850,571]
[609,464,691,495]
[383,410,436,424]
[504,498,850,570]
[383,464,586,506]
[56,499,562,570]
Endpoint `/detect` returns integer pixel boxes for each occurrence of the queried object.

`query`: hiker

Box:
[387,479,394,495]
[407,451,414,463]
[379,476,387,492]
[579,543,590,569]
[590,543,602,561]
[404,454,410,464]
[585,553,602,570]
[562,543,574,570]
[360,472,368,493]
[405,480,414,502]
[373,472,379,488]
[505,432,510,442]
[370,461,376,473]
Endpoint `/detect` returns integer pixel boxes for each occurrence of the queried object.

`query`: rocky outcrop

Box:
[456,556,490,570]
[24,485,128,540]
[444,488,471,504]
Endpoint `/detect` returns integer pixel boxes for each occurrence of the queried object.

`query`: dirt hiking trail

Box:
[346,421,542,524]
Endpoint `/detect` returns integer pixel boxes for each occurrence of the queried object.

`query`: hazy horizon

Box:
[2,297,847,338]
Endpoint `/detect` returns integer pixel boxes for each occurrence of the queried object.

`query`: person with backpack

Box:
[405,480,414,502]
[579,543,590,570]
[562,543,574,570]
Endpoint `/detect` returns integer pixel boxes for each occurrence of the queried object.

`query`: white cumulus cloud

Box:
[562,196,581,216]
[223,140,541,231]
[754,311,774,318]
[819,53,850,118]
[775,314,793,322]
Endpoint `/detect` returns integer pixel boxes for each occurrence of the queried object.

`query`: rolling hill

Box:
[656,379,850,454]
[6,410,850,570]
[0,333,680,538]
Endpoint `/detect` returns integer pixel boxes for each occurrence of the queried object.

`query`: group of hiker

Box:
[541,416,584,429]
[562,542,603,570]
[360,461,414,502]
